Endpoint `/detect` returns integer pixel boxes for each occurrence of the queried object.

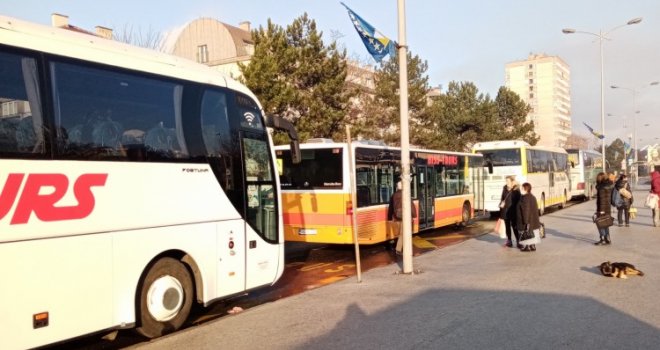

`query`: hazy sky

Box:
[2,0,659,147]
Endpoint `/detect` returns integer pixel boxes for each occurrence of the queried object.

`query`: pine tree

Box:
[240,14,352,143]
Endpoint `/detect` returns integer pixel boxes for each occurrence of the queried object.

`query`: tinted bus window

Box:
[477,148,521,166]
[51,62,189,161]
[0,51,44,156]
[276,148,343,189]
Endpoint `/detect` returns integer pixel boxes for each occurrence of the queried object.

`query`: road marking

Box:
[299,262,335,272]
[424,234,468,241]
[324,264,356,273]
[413,236,438,249]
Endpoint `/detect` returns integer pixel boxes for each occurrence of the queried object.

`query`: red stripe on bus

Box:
[283,212,349,226]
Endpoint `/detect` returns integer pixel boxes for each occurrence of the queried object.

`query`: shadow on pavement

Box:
[295,288,660,349]
[544,228,595,244]
[580,266,602,276]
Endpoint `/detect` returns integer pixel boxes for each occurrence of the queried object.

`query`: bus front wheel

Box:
[136,257,194,339]
[460,202,471,227]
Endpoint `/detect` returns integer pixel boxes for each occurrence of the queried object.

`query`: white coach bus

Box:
[0,15,299,349]
[566,149,603,200]
[472,140,570,215]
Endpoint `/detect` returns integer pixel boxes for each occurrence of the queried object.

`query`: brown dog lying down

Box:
[600,261,644,279]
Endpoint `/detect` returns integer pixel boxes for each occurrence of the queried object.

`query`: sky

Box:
[2,0,659,148]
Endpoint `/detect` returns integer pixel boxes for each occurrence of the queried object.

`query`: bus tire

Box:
[460,202,471,227]
[539,194,546,216]
[136,257,194,339]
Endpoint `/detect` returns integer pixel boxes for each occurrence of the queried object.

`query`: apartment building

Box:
[505,54,571,147]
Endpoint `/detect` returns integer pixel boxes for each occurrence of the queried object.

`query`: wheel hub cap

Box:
[147,275,184,322]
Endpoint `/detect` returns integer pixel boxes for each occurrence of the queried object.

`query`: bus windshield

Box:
[476,148,521,167]
[277,148,343,189]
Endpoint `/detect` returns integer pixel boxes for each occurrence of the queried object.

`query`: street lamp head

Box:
[611,85,620,89]
[562,28,576,34]
[651,81,659,86]
[627,17,643,25]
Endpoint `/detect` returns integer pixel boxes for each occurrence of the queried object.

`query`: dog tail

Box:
[637,270,645,276]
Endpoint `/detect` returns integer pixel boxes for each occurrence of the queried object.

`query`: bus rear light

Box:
[577,182,585,190]
[33,312,48,329]
[346,201,353,216]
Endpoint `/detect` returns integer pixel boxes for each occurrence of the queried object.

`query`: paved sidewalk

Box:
[135,188,660,350]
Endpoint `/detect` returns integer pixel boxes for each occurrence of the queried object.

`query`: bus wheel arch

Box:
[135,253,196,338]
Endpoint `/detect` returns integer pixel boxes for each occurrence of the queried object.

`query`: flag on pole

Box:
[341,2,396,62]
[583,122,605,139]
[623,142,633,158]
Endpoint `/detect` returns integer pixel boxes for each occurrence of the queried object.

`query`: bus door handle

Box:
[249,240,257,249]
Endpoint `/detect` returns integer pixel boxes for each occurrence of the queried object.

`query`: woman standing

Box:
[500,176,522,248]
[614,174,633,227]
[595,172,614,245]
[517,182,541,252]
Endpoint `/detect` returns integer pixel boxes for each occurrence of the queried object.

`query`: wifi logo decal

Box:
[243,112,260,128]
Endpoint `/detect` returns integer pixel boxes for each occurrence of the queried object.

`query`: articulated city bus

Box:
[0,16,299,349]
[472,140,569,215]
[566,149,603,200]
[274,141,484,244]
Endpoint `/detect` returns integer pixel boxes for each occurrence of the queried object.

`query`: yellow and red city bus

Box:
[275,141,484,244]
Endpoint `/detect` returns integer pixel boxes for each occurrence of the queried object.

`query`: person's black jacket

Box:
[499,185,521,220]
[516,193,541,231]
[596,180,614,215]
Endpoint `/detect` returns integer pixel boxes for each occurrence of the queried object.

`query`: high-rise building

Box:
[505,54,571,147]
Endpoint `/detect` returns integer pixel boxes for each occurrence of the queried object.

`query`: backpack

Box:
[611,188,623,207]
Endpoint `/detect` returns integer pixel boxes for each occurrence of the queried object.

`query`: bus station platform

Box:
[135,186,660,350]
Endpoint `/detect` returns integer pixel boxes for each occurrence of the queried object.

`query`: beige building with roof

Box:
[168,18,254,79]
[505,53,572,147]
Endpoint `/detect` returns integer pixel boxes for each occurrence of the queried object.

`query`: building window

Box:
[197,44,209,63]
[529,79,533,84]
[528,71,533,77]
[529,93,534,99]
[529,86,534,92]
[528,64,533,69]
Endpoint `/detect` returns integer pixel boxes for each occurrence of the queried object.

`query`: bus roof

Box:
[472,140,566,154]
[274,142,480,157]
[0,15,258,103]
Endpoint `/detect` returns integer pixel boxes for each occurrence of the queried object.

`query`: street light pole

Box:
[562,17,643,174]
[611,81,658,187]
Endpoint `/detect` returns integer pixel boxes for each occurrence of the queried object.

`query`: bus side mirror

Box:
[290,140,301,164]
[486,161,493,174]
[264,114,301,164]
[570,161,575,168]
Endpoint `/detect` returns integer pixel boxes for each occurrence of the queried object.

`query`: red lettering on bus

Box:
[0,173,107,225]
[0,174,25,219]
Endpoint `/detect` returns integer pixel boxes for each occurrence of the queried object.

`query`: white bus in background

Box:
[0,15,299,349]
[472,140,570,215]
[566,149,603,200]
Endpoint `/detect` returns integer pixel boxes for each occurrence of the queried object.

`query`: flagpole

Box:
[397,0,413,274]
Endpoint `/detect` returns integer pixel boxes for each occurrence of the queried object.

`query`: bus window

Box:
[0,52,44,156]
[434,165,446,197]
[243,137,277,241]
[277,148,343,189]
[51,62,188,161]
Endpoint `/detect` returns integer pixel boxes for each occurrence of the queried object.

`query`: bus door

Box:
[416,166,435,229]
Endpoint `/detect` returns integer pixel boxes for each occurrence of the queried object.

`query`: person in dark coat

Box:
[516,182,541,252]
[387,181,417,254]
[500,175,522,248]
[595,172,614,245]
[614,174,633,227]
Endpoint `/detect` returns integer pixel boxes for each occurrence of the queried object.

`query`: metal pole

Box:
[633,91,638,189]
[599,30,606,174]
[345,125,362,283]
[397,0,413,274]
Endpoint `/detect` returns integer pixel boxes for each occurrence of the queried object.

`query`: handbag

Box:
[629,207,637,220]
[494,218,507,239]
[520,228,534,241]
[592,213,614,229]
[645,193,659,209]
